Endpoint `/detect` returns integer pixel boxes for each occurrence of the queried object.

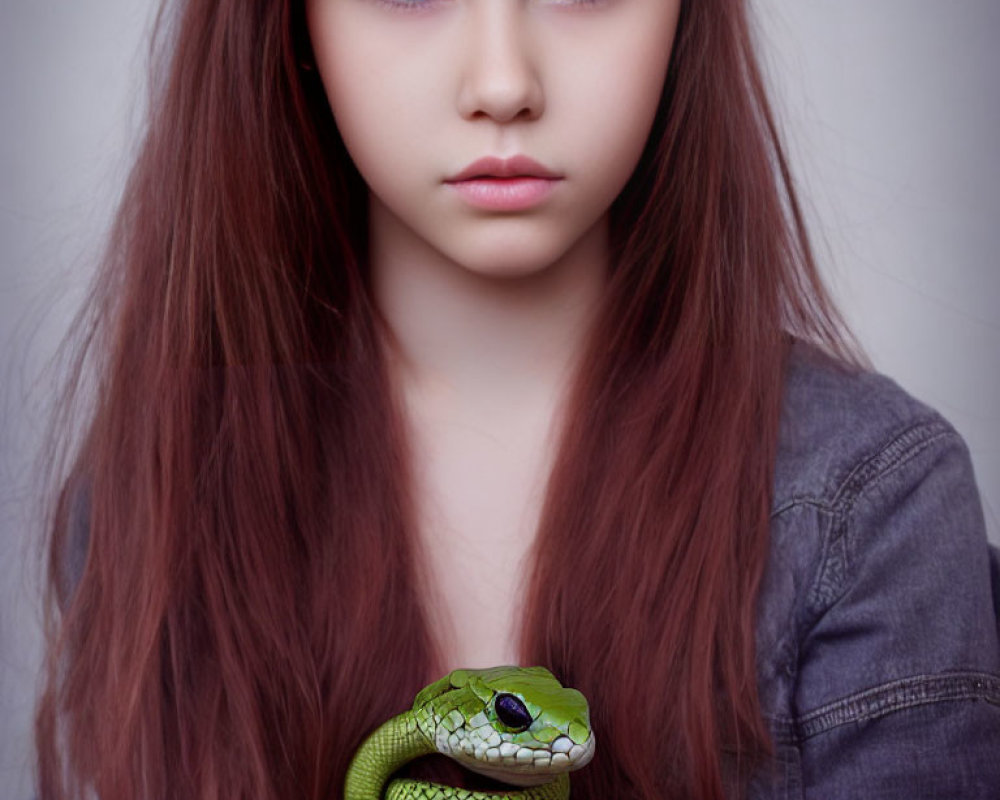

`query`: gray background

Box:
[1,1,998,796]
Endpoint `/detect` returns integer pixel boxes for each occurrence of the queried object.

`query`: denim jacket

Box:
[749,342,1000,798]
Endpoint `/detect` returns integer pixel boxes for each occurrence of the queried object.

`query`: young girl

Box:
[35,1,1000,798]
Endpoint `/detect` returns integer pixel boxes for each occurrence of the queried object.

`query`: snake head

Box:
[413,666,595,788]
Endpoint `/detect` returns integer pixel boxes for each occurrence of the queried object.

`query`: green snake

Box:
[344,666,595,800]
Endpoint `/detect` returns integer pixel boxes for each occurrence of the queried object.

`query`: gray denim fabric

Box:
[749,342,1000,798]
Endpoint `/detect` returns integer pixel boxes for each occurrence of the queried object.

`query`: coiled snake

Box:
[344,666,595,799]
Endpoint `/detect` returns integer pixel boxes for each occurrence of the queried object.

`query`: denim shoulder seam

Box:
[807,419,957,612]
[768,672,1000,743]
[769,419,954,519]
[826,418,955,510]
[770,497,834,518]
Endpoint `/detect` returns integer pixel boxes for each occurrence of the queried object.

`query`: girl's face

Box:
[306,0,681,279]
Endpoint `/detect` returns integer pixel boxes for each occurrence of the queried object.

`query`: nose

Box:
[456,4,544,124]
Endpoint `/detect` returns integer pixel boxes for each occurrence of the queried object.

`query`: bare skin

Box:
[382,221,607,670]
[306,0,681,672]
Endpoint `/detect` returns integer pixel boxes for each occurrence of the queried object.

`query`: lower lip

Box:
[446,177,560,211]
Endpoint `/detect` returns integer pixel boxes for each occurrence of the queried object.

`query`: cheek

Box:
[310,36,462,226]
[307,11,426,182]
[327,84,410,190]
[553,33,674,205]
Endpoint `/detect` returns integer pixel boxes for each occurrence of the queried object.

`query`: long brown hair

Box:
[35,0,856,798]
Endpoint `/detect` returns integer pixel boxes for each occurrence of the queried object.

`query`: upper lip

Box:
[446,155,561,182]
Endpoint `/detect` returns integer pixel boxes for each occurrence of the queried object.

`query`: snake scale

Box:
[344,666,595,800]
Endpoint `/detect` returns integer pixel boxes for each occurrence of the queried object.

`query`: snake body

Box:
[344,666,595,800]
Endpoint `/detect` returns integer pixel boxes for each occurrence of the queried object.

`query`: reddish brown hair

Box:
[36,1,856,798]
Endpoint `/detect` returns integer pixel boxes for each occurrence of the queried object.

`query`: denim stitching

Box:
[762,712,797,745]
[769,418,954,516]
[770,421,959,625]
[809,420,956,611]
[764,420,966,737]
[793,672,1000,740]
[828,421,954,508]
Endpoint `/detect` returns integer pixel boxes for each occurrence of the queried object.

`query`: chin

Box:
[463,260,556,282]
[446,238,581,283]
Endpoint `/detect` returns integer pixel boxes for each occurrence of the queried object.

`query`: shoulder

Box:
[772,339,958,513]
[763,340,998,677]
[765,340,989,634]
[751,339,1000,798]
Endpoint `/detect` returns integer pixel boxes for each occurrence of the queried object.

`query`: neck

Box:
[370,209,608,409]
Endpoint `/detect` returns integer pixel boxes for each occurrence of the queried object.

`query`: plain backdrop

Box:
[1,1,998,797]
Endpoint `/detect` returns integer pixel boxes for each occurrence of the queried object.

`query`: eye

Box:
[543,0,608,6]
[372,0,440,10]
[494,693,533,730]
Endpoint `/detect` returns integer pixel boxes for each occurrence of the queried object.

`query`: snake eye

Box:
[494,693,532,730]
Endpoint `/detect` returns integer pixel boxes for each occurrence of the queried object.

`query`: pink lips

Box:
[445,155,562,212]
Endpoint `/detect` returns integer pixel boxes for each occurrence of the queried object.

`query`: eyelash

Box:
[373,0,437,11]
[373,0,605,11]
